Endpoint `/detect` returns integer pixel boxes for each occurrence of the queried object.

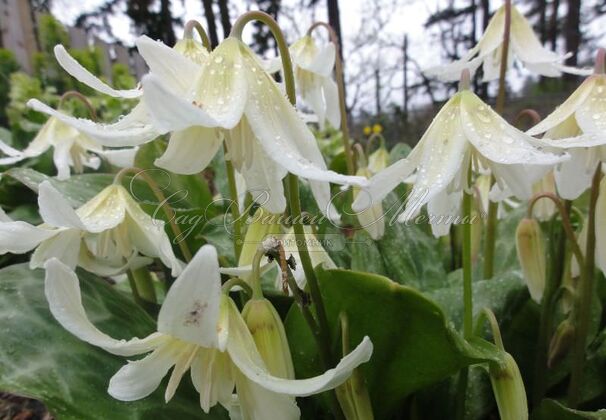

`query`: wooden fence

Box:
[0,0,148,81]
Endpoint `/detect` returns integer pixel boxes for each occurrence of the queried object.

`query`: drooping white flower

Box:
[289,35,340,130]
[0,181,181,276]
[354,166,385,240]
[526,57,606,199]
[44,245,373,419]
[0,115,138,179]
[425,3,591,82]
[352,85,567,237]
[140,36,367,221]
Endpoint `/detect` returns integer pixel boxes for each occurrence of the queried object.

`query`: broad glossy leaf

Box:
[0,263,228,420]
[285,266,503,419]
[4,167,113,207]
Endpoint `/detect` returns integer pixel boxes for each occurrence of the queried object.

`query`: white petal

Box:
[158,245,221,347]
[38,181,85,229]
[44,258,166,356]
[52,138,73,180]
[120,186,183,276]
[307,43,336,77]
[99,147,139,168]
[234,371,300,420]
[323,77,341,129]
[77,247,152,277]
[165,344,199,402]
[226,298,373,396]
[0,221,57,254]
[0,138,24,158]
[427,187,462,237]
[490,163,547,200]
[141,74,220,133]
[0,207,11,222]
[194,38,249,129]
[302,77,327,130]
[135,35,202,95]
[108,341,179,401]
[30,229,81,270]
[155,127,222,175]
[54,45,141,98]
[526,77,596,136]
[401,97,468,221]
[574,77,606,134]
[242,51,366,188]
[191,348,235,413]
[76,185,127,232]
[27,99,158,147]
[460,91,565,166]
[509,6,561,65]
[240,138,288,214]
[554,149,598,199]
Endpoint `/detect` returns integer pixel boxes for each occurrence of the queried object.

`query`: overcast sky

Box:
[50,0,606,115]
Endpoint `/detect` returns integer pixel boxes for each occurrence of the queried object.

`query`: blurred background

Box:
[1,0,606,149]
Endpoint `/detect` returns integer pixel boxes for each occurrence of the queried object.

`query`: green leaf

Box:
[531,399,606,419]
[388,143,411,164]
[350,230,387,276]
[0,263,228,420]
[284,266,503,419]
[4,167,113,207]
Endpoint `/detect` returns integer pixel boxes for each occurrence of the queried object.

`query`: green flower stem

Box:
[249,247,266,299]
[308,21,355,175]
[456,163,474,420]
[183,20,211,50]
[231,12,344,419]
[114,167,193,262]
[474,307,505,350]
[365,133,386,157]
[221,277,253,297]
[224,144,243,261]
[483,0,512,280]
[568,166,603,407]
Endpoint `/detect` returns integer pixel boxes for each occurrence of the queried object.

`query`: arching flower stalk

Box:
[43,245,373,419]
[0,181,182,276]
[424,1,591,82]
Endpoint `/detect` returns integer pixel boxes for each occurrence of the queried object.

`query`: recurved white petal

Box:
[54,45,141,98]
[44,258,166,356]
[165,343,199,402]
[226,298,373,396]
[574,77,606,134]
[141,74,220,133]
[38,181,85,229]
[526,77,597,136]
[158,245,221,347]
[554,149,599,199]
[0,221,57,254]
[99,147,139,168]
[510,6,560,65]
[323,77,341,129]
[307,43,336,77]
[27,100,158,147]
[108,341,178,401]
[135,35,202,94]
[155,126,222,175]
[460,91,565,166]
[427,186,462,237]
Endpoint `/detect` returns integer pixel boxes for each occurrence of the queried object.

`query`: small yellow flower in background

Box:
[363,126,372,136]
[372,124,383,134]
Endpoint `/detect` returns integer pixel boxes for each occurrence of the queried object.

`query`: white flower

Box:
[289,35,340,130]
[0,181,181,276]
[44,245,373,419]
[526,70,606,199]
[140,36,367,221]
[352,87,567,237]
[0,115,138,179]
[425,4,591,82]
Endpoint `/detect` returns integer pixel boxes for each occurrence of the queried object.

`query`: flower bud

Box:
[531,172,556,221]
[242,298,294,379]
[515,218,546,303]
[336,371,375,420]
[489,352,528,420]
[548,319,575,368]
